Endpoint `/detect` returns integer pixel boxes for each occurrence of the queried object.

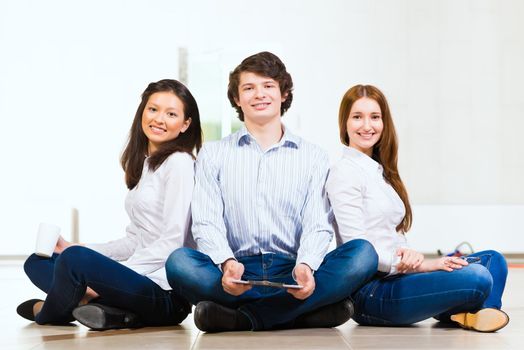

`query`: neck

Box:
[244,116,283,151]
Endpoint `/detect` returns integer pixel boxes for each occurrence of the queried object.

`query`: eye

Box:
[148,107,157,112]
[264,84,275,89]
[243,86,253,91]
[167,112,177,118]
[371,114,382,120]
[352,115,361,120]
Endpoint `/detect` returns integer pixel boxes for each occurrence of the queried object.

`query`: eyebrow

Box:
[240,80,277,88]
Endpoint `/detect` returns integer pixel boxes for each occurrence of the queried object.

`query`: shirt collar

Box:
[342,146,383,175]
[237,124,300,149]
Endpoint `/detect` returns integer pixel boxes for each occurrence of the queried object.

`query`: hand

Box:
[54,236,72,254]
[221,259,252,296]
[434,256,469,272]
[396,248,424,274]
[287,263,315,300]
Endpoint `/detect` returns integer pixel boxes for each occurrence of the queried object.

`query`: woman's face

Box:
[346,97,383,156]
[141,91,191,154]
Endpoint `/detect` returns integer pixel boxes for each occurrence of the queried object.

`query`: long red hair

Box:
[338,85,412,233]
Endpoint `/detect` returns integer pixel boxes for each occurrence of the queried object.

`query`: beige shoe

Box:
[451,308,509,332]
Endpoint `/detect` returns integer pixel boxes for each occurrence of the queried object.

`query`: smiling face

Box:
[141,91,191,154]
[346,97,383,156]
[234,72,286,125]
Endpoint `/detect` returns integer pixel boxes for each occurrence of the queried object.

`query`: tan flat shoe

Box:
[450,308,509,332]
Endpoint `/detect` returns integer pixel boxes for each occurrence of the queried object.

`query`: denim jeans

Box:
[24,246,188,326]
[165,239,378,330]
[352,250,508,326]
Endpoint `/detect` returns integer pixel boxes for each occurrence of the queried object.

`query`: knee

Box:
[479,250,508,272]
[465,264,493,299]
[55,245,92,270]
[340,239,378,278]
[23,253,42,277]
[165,247,199,283]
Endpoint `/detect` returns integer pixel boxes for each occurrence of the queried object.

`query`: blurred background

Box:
[1,0,522,256]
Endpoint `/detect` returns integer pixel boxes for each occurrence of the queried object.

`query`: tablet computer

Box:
[232,279,303,289]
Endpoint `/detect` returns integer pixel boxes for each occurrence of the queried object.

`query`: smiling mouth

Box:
[252,102,271,110]
[150,125,166,133]
[358,132,375,139]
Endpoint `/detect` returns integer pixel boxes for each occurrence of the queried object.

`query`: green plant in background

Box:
[202,120,243,142]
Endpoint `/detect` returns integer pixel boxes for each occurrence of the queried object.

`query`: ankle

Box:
[33,301,44,317]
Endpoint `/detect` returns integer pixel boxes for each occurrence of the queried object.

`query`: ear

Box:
[281,91,288,103]
[234,97,241,107]
[180,118,192,133]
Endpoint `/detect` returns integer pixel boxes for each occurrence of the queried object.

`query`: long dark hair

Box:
[121,79,202,190]
[338,84,412,233]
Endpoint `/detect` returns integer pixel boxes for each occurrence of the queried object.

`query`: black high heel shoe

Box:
[16,299,43,321]
[72,303,143,331]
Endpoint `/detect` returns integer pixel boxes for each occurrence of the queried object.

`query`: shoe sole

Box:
[451,308,509,332]
[73,304,109,330]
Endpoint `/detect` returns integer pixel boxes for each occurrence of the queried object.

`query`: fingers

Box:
[288,264,315,299]
[222,276,252,296]
[287,278,314,299]
[397,249,424,273]
[221,261,251,296]
[442,256,468,271]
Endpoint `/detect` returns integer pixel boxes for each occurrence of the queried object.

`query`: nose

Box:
[153,112,166,123]
[362,117,372,130]
[254,86,266,98]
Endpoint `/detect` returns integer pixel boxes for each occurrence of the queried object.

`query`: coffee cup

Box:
[35,223,61,258]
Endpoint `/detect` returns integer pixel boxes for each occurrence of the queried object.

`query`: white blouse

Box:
[87,152,195,290]
[326,146,407,275]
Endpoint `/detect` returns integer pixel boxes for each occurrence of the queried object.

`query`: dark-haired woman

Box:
[17,79,202,330]
[326,84,509,332]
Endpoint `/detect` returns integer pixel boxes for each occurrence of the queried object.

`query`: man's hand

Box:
[221,259,252,296]
[287,263,315,300]
[396,248,424,273]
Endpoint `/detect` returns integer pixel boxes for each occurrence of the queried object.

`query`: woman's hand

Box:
[432,256,469,272]
[396,248,424,273]
[54,236,82,254]
[54,236,72,254]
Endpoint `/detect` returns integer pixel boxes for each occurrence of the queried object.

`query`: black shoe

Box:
[72,303,143,331]
[294,299,354,328]
[194,301,252,333]
[16,299,43,321]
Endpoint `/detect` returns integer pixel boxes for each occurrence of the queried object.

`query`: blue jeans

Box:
[165,239,378,330]
[24,246,189,326]
[352,250,508,326]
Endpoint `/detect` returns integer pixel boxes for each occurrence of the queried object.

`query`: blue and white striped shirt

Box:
[192,125,333,271]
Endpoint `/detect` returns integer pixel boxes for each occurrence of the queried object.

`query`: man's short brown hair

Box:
[227,51,294,121]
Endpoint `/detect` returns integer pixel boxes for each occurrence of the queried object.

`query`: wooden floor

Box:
[2,260,523,349]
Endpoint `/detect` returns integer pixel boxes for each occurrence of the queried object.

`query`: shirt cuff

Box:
[207,248,236,268]
[296,253,323,273]
[292,262,314,281]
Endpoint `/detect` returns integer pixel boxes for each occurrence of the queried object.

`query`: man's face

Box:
[235,72,286,123]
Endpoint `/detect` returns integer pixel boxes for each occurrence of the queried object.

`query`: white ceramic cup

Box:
[35,223,61,258]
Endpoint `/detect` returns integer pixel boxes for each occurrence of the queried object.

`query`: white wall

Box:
[1,0,523,255]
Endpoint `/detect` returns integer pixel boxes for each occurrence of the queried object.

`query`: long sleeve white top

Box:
[87,152,195,290]
[326,146,407,275]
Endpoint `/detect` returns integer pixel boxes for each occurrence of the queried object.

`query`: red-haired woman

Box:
[326,84,509,332]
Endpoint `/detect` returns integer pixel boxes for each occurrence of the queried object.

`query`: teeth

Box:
[151,126,165,132]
